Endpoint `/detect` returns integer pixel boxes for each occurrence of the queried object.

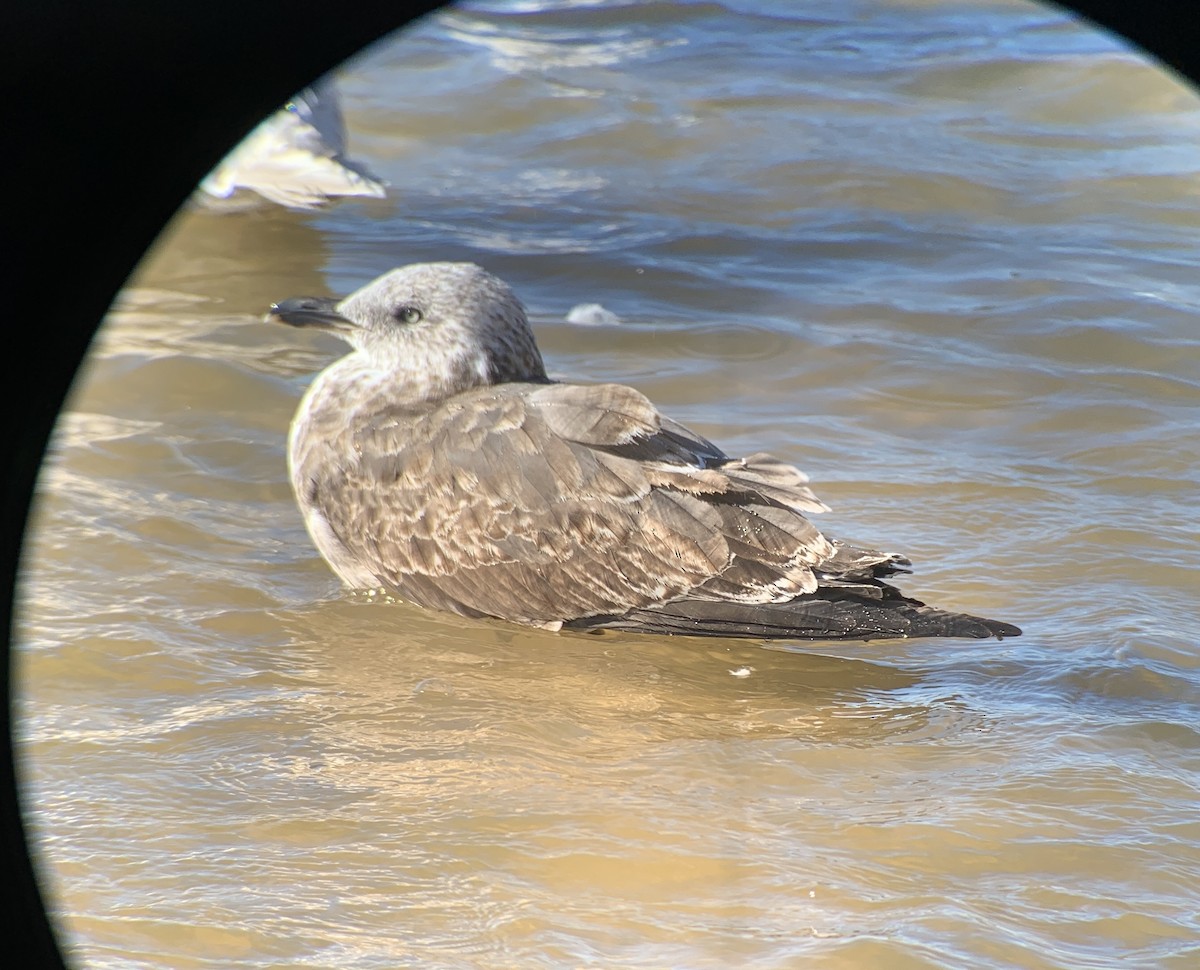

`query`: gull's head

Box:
[268,262,548,400]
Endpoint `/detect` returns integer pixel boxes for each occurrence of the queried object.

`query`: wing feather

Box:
[304,381,838,624]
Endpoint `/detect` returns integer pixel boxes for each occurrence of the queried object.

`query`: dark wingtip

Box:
[985,619,1022,640]
[572,597,1023,643]
[908,608,1022,641]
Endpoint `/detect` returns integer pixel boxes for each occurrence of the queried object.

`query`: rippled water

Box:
[16,1,1200,967]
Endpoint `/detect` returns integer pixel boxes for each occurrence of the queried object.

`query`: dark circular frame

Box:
[4,2,1196,965]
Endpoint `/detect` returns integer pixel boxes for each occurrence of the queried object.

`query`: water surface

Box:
[16,1,1200,967]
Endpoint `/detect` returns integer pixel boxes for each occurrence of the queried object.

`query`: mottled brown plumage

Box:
[268,262,1020,641]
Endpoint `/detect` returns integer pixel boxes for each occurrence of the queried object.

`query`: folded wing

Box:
[308,381,846,626]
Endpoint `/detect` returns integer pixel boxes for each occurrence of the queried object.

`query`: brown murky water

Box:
[15,1,1200,967]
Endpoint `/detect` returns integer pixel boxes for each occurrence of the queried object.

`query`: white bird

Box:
[200,80,386,209]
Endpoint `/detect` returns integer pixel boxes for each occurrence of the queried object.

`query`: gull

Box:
[199,81,386,210]
[267,263,1021,641]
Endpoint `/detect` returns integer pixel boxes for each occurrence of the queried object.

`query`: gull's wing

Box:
[306,381,843,627]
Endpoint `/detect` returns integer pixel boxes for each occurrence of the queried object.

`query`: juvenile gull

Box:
[268,263,1021,641]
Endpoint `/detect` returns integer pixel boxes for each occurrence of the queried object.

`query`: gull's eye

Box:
[393,305,423,325]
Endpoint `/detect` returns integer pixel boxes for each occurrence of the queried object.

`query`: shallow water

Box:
[15,0,1200,967]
